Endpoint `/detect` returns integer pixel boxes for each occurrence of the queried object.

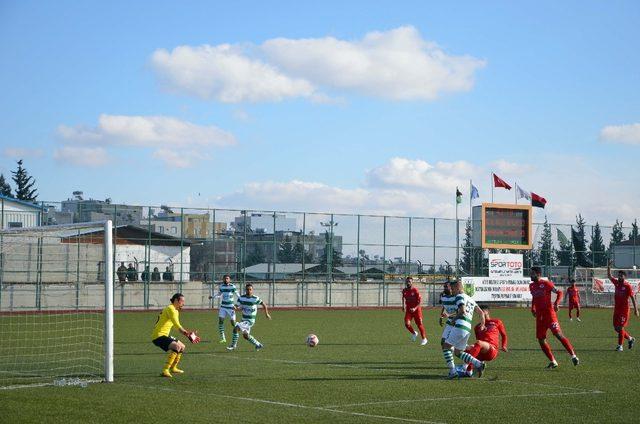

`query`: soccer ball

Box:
[306,334,319,347]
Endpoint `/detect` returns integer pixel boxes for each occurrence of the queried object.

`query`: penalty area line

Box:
[325,390,605,409]
[122,383,447,424]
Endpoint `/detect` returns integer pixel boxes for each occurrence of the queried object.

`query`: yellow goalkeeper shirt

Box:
[151,304,183,340]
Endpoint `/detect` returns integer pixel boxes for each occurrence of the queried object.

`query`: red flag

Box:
[531,192,547,208]
[493,173,512,190]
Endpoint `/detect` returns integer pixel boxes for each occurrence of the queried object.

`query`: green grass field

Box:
[2,307,639,423]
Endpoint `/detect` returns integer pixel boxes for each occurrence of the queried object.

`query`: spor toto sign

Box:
[489,253,524,278]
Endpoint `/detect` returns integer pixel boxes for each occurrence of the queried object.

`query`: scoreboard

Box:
[472,203,533,250]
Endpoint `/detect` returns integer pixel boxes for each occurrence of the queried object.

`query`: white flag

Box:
[516,184,531,201]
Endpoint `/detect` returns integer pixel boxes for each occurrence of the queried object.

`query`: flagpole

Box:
[515,183,518,205]
[491,173,494,203]
[456,186,460,277]
[469,179,472,219]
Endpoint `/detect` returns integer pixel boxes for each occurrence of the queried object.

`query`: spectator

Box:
[126,263,138,281]
[152,267,161,282]
[162,266,174,282]
[141,266,150,282]
[117,262,127,283]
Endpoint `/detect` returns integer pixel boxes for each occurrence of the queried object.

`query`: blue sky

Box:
[1,1,639,224]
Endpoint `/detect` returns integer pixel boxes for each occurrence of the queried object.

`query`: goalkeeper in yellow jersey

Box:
[151,293,200,378]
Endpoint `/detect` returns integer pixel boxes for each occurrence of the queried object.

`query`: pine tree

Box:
[556,227,574,268]
[0,173,12,197]
[292,241,312,263]
[536,217,554,268]
[629,219,639,244]
[608,220,625,257]
[11,160,38,201]
[319,232,343,267]
[572,214,590,267]
[460,219,473,274]
[278,235,296,263]
[589,222,607,267]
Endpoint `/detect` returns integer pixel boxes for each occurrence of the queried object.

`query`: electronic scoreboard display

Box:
[480,203,533,250]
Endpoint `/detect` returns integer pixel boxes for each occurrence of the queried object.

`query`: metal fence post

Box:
[356,214,360,307]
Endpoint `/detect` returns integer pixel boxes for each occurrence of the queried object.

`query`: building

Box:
[0,195,42,229]
[612,239,640,269]
[60,192,143,225]
[0,224,191,284]
[233,213,297,233]
[147,209,227,239]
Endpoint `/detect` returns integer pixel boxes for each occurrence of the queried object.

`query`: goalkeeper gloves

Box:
[186,330,200,344]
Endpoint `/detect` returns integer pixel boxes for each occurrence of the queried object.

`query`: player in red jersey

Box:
[529,266,579,368]
[402,277,428,346]
[566,279,581,322]
[463,305,508,375]
[607,261,639,351]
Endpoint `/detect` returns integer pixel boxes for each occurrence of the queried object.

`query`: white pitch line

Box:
[325,390,605,409]
[123,383,447,424]
[207,353,599,393]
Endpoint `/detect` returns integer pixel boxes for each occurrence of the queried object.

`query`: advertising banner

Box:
[592,278,640,294]
[488,253,524,278]
[462,276,532,302]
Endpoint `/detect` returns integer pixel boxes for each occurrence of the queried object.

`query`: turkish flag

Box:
[531,192,547,208]
[493,174,512,190]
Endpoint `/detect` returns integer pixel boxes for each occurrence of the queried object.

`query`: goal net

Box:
[0,221,113,389]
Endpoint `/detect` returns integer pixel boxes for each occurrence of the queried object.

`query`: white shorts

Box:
[218,308,236,321]
[235,320,254,335]
[441,324,454,341]
[444,327,471,351]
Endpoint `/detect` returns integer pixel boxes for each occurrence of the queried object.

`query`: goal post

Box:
[0,220,114,388]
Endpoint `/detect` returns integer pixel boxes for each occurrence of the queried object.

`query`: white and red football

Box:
[306,334,319,347]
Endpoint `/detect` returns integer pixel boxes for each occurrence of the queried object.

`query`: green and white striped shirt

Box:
[236,295,263,325]
[454,293,478,333]
[441,294,461,326]
[218,283,237,310]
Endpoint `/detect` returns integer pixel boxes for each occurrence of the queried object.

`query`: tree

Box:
[11,160,37,201]
[244,246,266,268]
[572,214,591,267]
[292,241,312,263]
[589,222,607,267]
[460,219,473,275]
[319,232,343,267]
[556,228,574,267]
[536,217,555,269]
[278,235,296,263]
[608,219,625,258]
[629,219,640,245]
[0,174,12,197]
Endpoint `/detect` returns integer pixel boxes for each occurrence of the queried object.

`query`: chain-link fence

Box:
[1,198,639,309]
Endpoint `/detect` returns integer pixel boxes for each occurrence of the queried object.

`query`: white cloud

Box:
[3,147,45,159]
[490,159,534,175]
[57,114,236,168]
[150,26,484,103]
[366,157,479,193]
[262,26,485,101]
[208,155,640,227]
[53,146,109,167]
[151,45,316,102]
[600,123,640,145]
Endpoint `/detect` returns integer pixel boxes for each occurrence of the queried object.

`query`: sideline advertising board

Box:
[592,278,640,294]
[489,253,524,278]
[462,276,532,302]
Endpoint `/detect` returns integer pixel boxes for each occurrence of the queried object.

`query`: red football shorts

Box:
[613,312,629,328]
[405,309,423,324]
[535,312,561,339]
[475,344,498,362]
[568,300,580,309]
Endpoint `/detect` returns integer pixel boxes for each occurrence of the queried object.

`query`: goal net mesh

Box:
[0,222,110,388]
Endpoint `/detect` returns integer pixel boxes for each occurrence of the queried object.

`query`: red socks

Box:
[541,341,555,362]
[559,336,575,356]
[417,324,426,339]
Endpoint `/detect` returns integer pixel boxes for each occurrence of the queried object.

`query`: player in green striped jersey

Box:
[226,283,271,351]
[209,274,238,343]
[441,280,486,378]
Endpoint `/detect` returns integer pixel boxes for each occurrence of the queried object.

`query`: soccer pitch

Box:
[2,308,638,423]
